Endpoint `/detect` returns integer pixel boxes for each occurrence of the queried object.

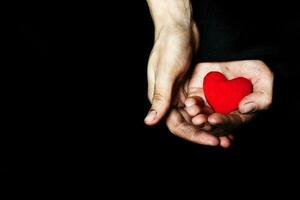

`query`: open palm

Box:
[166,60,273,148]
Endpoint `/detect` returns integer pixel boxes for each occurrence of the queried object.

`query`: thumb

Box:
[144,76,175,126]
[239,91,272,114]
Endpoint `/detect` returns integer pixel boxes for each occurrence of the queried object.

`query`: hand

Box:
[166,60,273,148]
[144,23,199,125]
[144,0,199,125]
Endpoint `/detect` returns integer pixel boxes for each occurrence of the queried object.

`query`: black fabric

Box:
[3,1,299,178]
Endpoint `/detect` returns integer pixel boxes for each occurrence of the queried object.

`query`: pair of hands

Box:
[144,21,273,148]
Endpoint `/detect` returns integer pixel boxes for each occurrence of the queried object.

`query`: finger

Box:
[184,105,202,117]
[191,114,207,126]
[184,96,204,107]
[144,73,176,126]
[208,113,242,130]
[166,109,220,146]
[202,123,213,132]
[228,134,234,140]
[186,88,208,110]
[187,84,211,111]
[219,136,231,148]
[239,62,273,113]
[239,91,272,114]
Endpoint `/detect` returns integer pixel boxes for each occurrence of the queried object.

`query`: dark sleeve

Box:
[191,0,295,71]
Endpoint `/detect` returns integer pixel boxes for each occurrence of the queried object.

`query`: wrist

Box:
[154,21,199,52]
[153,17,192,32]
[147,0,193,31]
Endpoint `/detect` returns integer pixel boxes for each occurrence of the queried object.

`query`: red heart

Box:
[203,71,253,114]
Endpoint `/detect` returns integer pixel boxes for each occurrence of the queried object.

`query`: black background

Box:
[2,1,300,181]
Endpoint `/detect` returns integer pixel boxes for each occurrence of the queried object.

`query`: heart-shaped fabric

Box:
[203,71,253,114]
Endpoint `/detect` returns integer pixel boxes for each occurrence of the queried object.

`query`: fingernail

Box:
[145,110,157,123]
[241,103,257,114]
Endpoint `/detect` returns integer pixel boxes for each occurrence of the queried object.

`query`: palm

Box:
[166,87,221,147]
[166,60,273,148]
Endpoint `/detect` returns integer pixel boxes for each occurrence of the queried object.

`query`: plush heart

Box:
[203,71,253,114]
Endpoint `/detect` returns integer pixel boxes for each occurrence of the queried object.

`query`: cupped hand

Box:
[166,60,273,148]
